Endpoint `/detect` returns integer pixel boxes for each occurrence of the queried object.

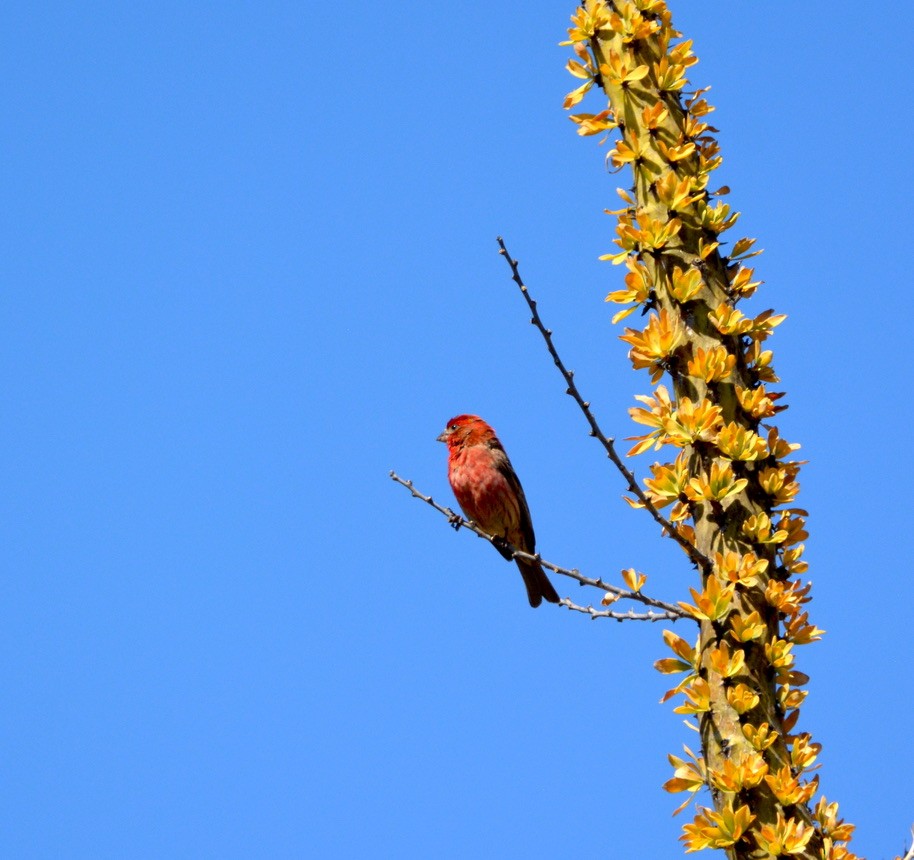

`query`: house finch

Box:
[437,414,560,608]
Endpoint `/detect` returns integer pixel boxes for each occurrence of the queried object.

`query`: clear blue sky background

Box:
[3,2,911,858]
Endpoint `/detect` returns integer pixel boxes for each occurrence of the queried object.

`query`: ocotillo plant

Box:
[563,1,855,857]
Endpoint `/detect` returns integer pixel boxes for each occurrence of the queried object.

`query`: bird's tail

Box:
[516,559,561,608]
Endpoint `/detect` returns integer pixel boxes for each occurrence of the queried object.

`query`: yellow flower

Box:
[729,265,761,298]
[678,576,734,622]
[742,722,778,751]
[814,797,856,843]
[737,384,783,419]
[764,636,795,671]
[627,385,675,454]
[619,309,684,383]
[669,38,698,69]
[669,266,704,302]
[616,210,683,251]
[680,805,755,852]
[755,812,815,856]
[745,308,787,341]
[666,397,723,446]
[784,611,824,645]
[714,550,768,587]
[709,303,751,335]
[759,465,800,505]
[673,677,711,715]
[599,50,651,88]
[765,578,812,617]
[743,512,787,544]
[654,55,688,92]
[701,200,739,234]
[709,753,767,792]
[780,544,808,574]
[790,733,821,771]
[715,422,768,461]
[686,461,747,503]
[730,610,766,642]
[746,340,779,382]
[657,139,696,163]
[608,3,660,42]
[687,344,735,383]
[644,452,691,507]
[641,100,669,130]
[776,511,809,546]
[708,640,745,678]
[726,683,759,715]
[656,171,702,212]
[764,766,817,807]
[561,0,613,44]
[663,746,706,814]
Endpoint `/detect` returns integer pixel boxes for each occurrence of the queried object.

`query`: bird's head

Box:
[437,414,496,448]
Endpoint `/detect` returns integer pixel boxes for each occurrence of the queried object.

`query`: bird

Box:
[437,414,560,608]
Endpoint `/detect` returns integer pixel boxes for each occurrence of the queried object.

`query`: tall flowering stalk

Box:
[562,2,857,857]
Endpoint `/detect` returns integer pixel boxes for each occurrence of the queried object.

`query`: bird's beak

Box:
[436,430,448,443]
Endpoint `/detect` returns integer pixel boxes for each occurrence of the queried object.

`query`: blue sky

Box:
[3,2,912,857]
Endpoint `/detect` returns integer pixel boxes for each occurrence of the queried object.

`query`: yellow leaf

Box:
[678,577,733,622]
[654,657,693,675]
[624,64,650,83]
[673,677,711,714]
[726,683,759,714]
[563,81,593,109]
[566,58,592,79]
[621,567,647,592]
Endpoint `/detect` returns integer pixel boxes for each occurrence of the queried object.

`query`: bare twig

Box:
[560,597,684,623]
[900,827,914,860]
[495,236,712,575]
[390,470,691,621]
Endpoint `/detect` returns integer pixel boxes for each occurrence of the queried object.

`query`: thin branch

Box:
[560,597,684,623]
[495,236,712,575]
[390,470,692,621]
[901,827,914,860]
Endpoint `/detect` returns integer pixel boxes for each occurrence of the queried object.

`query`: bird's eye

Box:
[448,424,457,431]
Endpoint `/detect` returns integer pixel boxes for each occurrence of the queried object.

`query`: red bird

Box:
[437,414,560,608]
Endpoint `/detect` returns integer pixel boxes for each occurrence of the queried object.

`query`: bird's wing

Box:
[489,440,537,551]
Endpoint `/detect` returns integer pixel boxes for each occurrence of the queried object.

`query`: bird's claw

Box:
[447,511,463,530]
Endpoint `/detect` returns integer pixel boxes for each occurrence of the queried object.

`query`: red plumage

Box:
[437,414,560,608]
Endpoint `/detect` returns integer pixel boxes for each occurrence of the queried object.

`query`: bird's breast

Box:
[448,446,520,532]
